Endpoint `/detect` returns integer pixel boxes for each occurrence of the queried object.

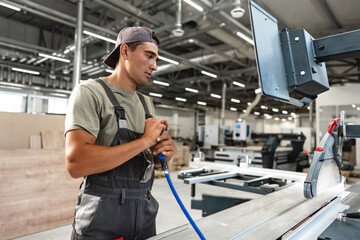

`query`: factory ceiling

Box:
[0,0,359,117]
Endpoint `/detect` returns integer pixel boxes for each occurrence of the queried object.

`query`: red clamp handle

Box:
[328,118,340,134]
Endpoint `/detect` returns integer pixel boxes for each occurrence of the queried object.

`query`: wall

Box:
[0,112,65,149]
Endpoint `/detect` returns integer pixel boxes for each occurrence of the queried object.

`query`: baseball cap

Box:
[103,27,159,69]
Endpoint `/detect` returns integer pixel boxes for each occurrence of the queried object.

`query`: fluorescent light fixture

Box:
[236,31,254,45]
[153,80,170,86]
[247,102,251,106]
[83,30,116,44]
[183,0,203,12]
[210,93,221,99]
[185,87,198,93]
[307,106,311,110]
[233,81,245,87]
[149,92,162,98]
[201,70,217,78]
[281,118,286,122]
[274,117,280,121]
[175,97,187,102]
[288,117,293,120]
[254,112,260,116]
[357,107,360,111]
[158,55,179,65]
[0,2,21,11]
[243,110,247,113]
[12,67,40,75]
[231,98,240,103]
[282,110,288,114]
[352,104,356,108]
[291,112,297,117]
[260,105,268,109]
[264,114,272,119]
[230,107,237,111]
[197,101,206,106]
[39,53,70,63]
[105,69,114,73]
[272,108,279,112]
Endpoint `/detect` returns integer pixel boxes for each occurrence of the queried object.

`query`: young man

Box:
[65,27,176,240]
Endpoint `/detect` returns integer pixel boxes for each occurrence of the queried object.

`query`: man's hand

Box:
[141,118,168,147]
[152,133,177,162]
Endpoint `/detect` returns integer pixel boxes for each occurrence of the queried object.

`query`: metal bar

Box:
[72,0,83,89]
[184,172,238,184]
[205,181,268,195]
[314,30,360,62]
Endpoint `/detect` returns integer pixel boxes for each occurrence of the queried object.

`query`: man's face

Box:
[124,42,158,86]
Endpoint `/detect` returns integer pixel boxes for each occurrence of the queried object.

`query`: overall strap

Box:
[136,92,153,119]
[96,79,127,128]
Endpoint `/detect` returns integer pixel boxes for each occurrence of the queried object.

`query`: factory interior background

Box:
[1,0,360,239]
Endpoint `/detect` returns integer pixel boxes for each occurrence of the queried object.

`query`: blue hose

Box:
[158,153,206,240]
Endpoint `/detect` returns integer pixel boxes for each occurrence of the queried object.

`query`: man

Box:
[65,27,177,240]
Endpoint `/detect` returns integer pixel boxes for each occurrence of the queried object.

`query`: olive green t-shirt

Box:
[65,77,155,146]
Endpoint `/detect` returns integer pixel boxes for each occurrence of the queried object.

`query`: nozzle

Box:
[159,153,168,171]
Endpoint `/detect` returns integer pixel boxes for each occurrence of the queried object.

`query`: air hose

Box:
[158,153,206,240]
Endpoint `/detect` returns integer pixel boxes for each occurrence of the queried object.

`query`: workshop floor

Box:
[12,164,261,240]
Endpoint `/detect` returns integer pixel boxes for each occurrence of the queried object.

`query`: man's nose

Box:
[150,59,157,71]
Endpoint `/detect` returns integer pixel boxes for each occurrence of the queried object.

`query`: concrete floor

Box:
[12,165,261,240]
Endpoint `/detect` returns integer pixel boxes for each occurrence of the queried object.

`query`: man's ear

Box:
[120,44,129,60]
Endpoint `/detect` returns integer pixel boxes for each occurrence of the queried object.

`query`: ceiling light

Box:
[272,108,279,112]
[242,110,247,113]
[201,70,217,78]
[352,104,356,108]
[158,55,179,65]
[357,107,360,111]
[39,53,70,63]
[307,106,311,110]
[247,102,251,106]
[83,30,116,44]
[12,67,40,75]
[233,81,245,87]
[105,69,114,73]
[231,98,240,103]
[185,87,198,93]
[0,2,21,11]
[230,107,237,111]
[254,112,260,115]
[282,110,288,114]
[264,114,272,119]
[153,80,170,86]
[211,93,221,99]
[274,117,280,121]
[183,0,204,12]
[260,105,268,109]
[197,101,206,106]
[281,118,286,122]
[236,31,254,45]
[291,112,297,117]
[149,92,162,98]
[288,117,293,120]
[175,97,187,102]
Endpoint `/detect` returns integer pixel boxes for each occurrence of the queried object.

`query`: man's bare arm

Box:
[65,118,167,178]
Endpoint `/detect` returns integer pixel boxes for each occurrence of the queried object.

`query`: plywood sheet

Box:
[41,131,65,149]
[29,135,42,149]
[0,149,82,239]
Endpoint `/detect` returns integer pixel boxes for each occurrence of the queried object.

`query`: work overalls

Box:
[71,79,158,240]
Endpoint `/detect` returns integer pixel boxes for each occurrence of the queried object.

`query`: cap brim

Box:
[103,45,120,69]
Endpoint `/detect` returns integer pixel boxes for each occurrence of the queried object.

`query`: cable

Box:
[158,153,206,240]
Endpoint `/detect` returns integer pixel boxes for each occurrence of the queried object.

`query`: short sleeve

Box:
[65,84,101,138]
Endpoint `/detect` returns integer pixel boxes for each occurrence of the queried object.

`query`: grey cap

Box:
[103,27,159,69]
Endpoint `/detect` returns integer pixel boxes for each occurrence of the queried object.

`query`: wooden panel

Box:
[0,149,82,239]
[41,131,65,149]
[29,135,42,149]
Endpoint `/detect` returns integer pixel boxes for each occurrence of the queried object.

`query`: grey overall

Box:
[71,79,158,240]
